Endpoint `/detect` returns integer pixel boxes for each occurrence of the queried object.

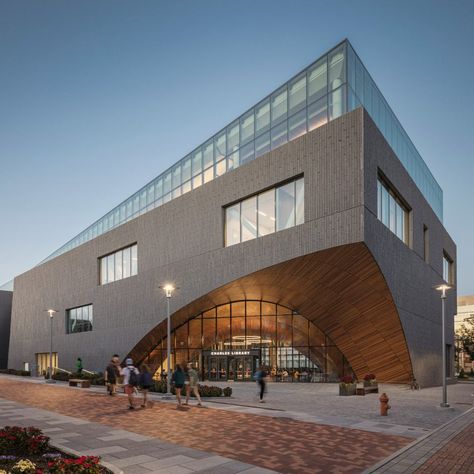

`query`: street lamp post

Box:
[45,309,57,384]
[436,284,451,408]
[161,284,175,398]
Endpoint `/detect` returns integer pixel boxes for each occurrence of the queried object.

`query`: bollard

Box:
[379,392,390,416]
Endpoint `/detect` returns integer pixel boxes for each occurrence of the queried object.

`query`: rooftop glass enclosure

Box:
[40,40,443,264]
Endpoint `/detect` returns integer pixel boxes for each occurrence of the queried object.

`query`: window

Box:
[423,225,429,263]
[100,244,137,285]
[225,177,303,246]
[377,176,409,244]
[443,252,453,284]
[67,304,93,334]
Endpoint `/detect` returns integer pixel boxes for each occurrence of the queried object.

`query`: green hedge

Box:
[151,380,232,397]
[0,368,31,376]
[50,371,105,385]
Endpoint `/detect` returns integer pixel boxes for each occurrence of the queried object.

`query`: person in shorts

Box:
[139,364,154,408]
[120,358,140,409]
[185,363,202,406]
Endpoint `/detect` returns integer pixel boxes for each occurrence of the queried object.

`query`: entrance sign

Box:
[203,349,260,357]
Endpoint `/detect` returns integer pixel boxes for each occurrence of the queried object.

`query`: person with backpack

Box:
[171,364,185,407]
[120,358,140,409]
[139,364,154,408]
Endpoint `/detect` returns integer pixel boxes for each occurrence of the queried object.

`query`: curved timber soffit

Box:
[129,242,414,383]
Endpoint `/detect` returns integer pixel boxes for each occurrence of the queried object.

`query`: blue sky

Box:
[1,0,473,295]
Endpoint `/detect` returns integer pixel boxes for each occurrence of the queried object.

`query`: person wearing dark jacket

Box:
[105,356,120,396]
[139,364,153,408]
[172,364,185,407]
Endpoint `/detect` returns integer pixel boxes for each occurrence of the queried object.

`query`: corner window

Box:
[377,176,409,245]
[100,244,137,285]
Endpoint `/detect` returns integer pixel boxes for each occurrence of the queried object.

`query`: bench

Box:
[356,384,379,396]
[69,379,91,388]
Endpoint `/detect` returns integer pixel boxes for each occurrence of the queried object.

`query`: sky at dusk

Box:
[1,0,473,295]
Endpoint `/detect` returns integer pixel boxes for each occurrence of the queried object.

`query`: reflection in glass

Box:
[225,204,240,246]
[277,182,295,231]
[258,189,275,236]
[271,86,287,125]
[255,99,270,135]
[241,196,257,242]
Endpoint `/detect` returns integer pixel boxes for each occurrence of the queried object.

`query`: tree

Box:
[456,323,474,364]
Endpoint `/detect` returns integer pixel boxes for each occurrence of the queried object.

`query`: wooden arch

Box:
[128,242,413,383]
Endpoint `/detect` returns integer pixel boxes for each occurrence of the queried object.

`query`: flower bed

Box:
[151,381,232,397]
[0,426,111,473]
[363,373,378,387]
[0,369,31,377]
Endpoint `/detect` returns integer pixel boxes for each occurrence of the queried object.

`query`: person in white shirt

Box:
[120,358,140,410]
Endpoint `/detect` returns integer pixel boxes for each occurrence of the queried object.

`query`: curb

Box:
[362,406,474,473]
[52,442,124,474]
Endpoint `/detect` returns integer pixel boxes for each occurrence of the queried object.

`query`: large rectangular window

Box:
[100,243,137,285]
[67,304,93,334]
[225,176,303,246]
[377,176,409,245]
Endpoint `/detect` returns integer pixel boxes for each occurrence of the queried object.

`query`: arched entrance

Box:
[136,300,353,383]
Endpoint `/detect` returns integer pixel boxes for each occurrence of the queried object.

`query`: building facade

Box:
[455,296,474,373]
[7,40,456,387]
[0,290,13,369]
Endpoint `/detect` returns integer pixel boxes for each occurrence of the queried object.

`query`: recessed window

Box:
[443,252,453,284]
[67,304,93,334]
[377,176,409,244]
[100,244,137,285]
[225,177,304,247]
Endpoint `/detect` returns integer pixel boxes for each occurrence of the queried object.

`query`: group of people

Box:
[104,355,202,410]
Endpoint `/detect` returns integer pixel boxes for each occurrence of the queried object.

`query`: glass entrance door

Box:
[204,356,227,381]
[228,356,258,381]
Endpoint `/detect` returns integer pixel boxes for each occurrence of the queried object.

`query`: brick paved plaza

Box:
[0,376,473,473]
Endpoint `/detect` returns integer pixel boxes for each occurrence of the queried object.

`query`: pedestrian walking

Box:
[139,364,154,408]
[105,357,120,396]
[185,363,202,406]
[255,365,267,403]
[76,357,83,374]
[120,358,140,409]
[171,364,185,407]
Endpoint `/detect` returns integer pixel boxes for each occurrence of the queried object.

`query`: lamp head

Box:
[162,284,175,298]
[435,284,452,298]
[46,309,57,318]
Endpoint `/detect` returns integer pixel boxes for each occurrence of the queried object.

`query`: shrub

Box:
[150,381,230,397]
[458,368,467,379]
[363,373,376,381]
[47,455,101,473]
[339,375,355,385]
[0,427,50,456]
[223,387,232,397]
[0,369,31,377]
[470,368,474,377]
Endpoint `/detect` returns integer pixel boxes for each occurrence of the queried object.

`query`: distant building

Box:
[455,296,474,372]
[6,40,456,387]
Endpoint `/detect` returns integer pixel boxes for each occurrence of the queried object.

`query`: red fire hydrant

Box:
[380,392,390,416]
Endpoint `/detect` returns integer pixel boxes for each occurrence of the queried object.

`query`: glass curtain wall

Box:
[346,43,443,220]
[143,300,353,383]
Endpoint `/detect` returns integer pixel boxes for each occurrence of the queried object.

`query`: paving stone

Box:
[113,455,160,467]
[87,445,128,456]
[140,455,197,470]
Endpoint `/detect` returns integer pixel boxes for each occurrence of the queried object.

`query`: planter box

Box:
[339,383,357,396]
[363,380,378,388]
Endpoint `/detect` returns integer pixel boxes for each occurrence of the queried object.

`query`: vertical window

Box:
[203,140,214,171]
[328,86,346,121]
[182,156,192,183]
[307,57,327,103]
[423,225,429,263]
[255,131,270,158]
[258,189,275,236]
[307,96,327,131]
[288,109,307,141]
[271,121,288,150]
[271,86,288,125]
[289,73,306,115]
[276,182,296,231]
[100,244,137,285]
[443,252,453,284]
[225,204,241,246]
[241,196,257,242]
[328,46,346,90]
[131,244,138,276]
[377,176,409,245]
[240,110,254,145]
[295,178,304,225]
[255,99,270,136]
[227,121,240,153]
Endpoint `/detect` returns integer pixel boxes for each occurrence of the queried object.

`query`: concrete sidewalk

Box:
[365,407,474,473]
[0,398,275,474]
